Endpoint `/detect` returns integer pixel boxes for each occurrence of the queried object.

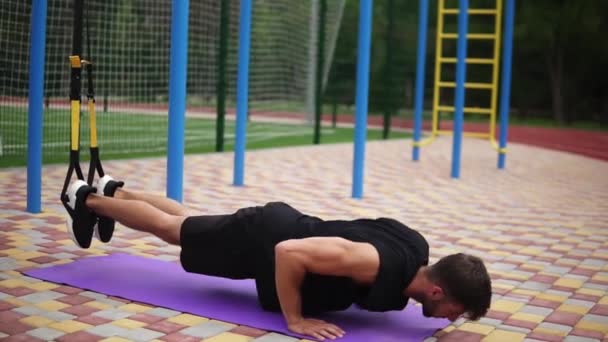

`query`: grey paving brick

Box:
[93,308,134,320]
[80,291,107,300]
[180,320,235,338]
[13,305,45,316]
[520,281,551,291]
[19,275,42,283]
[544,266,571,275]
[97,297,129,307]
[49,252,78,259]
[253,332,300,342]
[520,305,553,317]
[86,323,131,338]
[564,299,596,308]
[583,283,608,291]
[582,314,608,325]
[581,259,606,267]
[478,317,502,326]
[497,325,532,334]
[546,289,573,297]
[492,262,518,270]
[18,291,64,303]
[145,307,181,318]
[563,336,600,342]
[536,322,572,333]
[118,327,165,342]
[423,338,438,342]
[26,327,65,340]
[41,311,76,321]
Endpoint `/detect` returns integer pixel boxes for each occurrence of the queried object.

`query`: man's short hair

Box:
[427,253,492,320]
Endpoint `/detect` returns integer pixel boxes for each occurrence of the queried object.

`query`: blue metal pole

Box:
[166,0,189,202]
[498,0,515,169]
[451,0,468,179]
[27,0,48,213]
[412,0,429,161]
[352,0,374,199]
[233,0,252,186]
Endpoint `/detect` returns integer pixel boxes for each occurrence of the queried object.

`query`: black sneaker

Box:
[66,180,97,248]
[93,175,124,243]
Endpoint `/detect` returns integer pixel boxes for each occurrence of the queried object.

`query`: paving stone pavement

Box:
[1,137,608,341]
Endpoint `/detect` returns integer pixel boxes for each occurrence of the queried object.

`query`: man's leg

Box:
[114,189,196,216]
[85,194,183,245]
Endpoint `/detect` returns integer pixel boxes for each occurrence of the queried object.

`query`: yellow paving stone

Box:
[533,327,568,337]
[99,338,132,342]
[7,241,29,247]
[536,293,568,302]
[36,300,70,311]
[491,300,525,314]
[577,288,604,297]
[203,332,253,342]
[509,312,545,324]
[168,313,209,326]
[112,318,148,329]
[19,315,54,327]
[82,301,112,310]
[599,296,608,305]
[489,251,511,257]
[119,303,151,313]
[511,289,539,297]
[4,297,28,307]
[482,329,526,342]
[550,245,572,252]
[48,320,92,333]
[493,283,515,291]
[518,247,543,255]
[458,323,495,335]
[557,304,590,315]
[592,274,608,282]
[521,264,544,271]
[576,320,608,334]
[438,325,456,334]
[578,264,601,271]
[0,278,30,288]
[26,282,59,291]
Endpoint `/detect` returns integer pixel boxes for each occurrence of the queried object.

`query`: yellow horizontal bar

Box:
[465,132,491,138]
[437,130,491,139]
[442,9,498,15]
[491,139,507,153]
[441,33,496,40]
[438,81,494,89]
[440,57,495,64]
[437,106,493,114]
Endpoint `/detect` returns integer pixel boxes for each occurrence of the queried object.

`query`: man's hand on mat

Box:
[288,318,345,340]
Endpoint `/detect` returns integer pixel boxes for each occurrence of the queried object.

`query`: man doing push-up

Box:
[65,176,492,341]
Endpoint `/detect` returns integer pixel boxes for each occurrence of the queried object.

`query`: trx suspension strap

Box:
[61,0,86,212]
[84,3,105,185]
[61,0,104,211]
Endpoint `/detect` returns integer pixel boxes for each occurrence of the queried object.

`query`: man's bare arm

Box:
[274,237,379,340]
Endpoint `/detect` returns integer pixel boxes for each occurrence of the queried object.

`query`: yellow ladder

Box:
[420,0,503,150]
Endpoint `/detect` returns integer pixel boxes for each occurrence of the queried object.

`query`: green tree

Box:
[515,0,602,124]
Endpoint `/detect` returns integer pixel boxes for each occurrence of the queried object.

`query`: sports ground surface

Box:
[1,133,608,341]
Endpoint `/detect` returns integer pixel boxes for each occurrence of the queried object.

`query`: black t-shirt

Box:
[253,206,429,314]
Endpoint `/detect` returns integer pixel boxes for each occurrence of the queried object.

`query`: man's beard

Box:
[421,299,436,318]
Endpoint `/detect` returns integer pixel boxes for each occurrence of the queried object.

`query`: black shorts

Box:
[180,206,264,279]
[179,202,320,284]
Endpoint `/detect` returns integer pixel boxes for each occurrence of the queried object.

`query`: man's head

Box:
[420,253,491,321]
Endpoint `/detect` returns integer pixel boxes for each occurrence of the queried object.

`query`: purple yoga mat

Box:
[25,253,448,341]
